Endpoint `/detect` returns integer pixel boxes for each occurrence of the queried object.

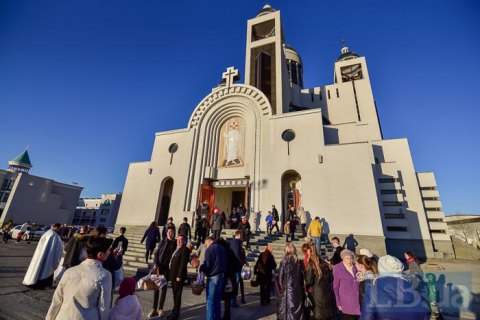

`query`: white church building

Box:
[116,5,452,259]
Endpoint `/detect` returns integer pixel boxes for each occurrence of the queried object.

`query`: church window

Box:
[336,88,340,98]
[298,64,303,88]
[383,201,402,206]
[379,178,399,183]
[148,168,153,174]
[281,130,295,142]
[291,61,298,84]
[340,64,363,82]
[327,90,331,99]
[385,213,405,219]
[387,226,407,232]
[282,130,296,156]
[420,186,436,191]
[252,19,275,41]
[168,143,178,165]
[380,190,401,194]
[255,52,272,101]
[168,143,178,154]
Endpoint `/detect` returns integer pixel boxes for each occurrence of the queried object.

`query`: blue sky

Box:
[1,1,479,214]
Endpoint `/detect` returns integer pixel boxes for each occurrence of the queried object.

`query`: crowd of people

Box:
[15,203,434,320]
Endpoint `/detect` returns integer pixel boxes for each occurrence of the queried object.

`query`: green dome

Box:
[9,150,32,170]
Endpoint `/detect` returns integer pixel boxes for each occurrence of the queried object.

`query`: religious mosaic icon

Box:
[218,117,245,168]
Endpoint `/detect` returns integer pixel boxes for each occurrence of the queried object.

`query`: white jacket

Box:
[46,259,112,320]
[109,295,143,320]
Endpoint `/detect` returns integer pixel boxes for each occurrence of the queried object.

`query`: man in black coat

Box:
[111,227,129,259]
[148,226,177,318]
[229,230,246,306]
[271,205,280,234]
[167,235,190,320]
[329,236,344,265]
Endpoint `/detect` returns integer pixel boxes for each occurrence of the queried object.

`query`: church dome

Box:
[336,45,360,62]
[257,4,277,17]
[284,44,303,66]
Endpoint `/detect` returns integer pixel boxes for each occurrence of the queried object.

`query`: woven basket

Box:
[192,283,204,295]
[190,257,200,268]
[250,278,259,287]
[142,268,160,291]
[142,279,159,291]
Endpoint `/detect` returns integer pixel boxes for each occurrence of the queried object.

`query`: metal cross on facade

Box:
[222,67,239,88]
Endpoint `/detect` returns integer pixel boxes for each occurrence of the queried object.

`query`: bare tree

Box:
[454,223,472,243]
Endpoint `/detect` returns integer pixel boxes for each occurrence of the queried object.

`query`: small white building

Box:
[73,193,122,228]
[116,5,452,259]
[0,150,83,225]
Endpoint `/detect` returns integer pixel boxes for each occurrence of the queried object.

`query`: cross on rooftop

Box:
[222,67,239,88]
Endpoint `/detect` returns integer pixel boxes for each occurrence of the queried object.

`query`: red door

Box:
[199,184,215,221]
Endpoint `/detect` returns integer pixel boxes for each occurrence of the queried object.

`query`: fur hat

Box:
[359,248,373,258]
[118,277,136,298]
[378,255,404,274]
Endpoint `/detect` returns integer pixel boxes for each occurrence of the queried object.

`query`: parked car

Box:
[10,225,32,241]
[32,226,50,239]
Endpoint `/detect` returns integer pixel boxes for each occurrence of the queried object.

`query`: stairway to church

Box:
[111,226,334,278]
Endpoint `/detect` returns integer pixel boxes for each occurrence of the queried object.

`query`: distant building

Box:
[0,150,83,225]
[73,193,122,228]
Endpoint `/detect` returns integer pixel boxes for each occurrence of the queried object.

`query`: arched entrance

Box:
[281,170,302,225]
[156,177,174,226]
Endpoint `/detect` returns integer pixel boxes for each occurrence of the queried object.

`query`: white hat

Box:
[378,255,404,274]
[359,248,373,258]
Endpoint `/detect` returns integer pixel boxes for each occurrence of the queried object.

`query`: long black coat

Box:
[277,258,305,320]
[168,245,190,282]
[305,262,336,320]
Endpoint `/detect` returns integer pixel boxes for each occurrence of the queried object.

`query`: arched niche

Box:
[156,177,174,226]
[281,170,302,224]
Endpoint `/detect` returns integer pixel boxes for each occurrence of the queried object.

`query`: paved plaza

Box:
[0,240,277,320]
[0,240,479,319]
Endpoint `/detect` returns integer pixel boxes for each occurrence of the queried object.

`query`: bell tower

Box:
[244,4,290,115]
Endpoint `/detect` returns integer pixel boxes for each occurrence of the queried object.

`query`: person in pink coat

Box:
[109,277,142,320]
[333,249,361,320]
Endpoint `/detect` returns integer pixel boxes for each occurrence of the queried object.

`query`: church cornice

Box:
[188,83,271,129]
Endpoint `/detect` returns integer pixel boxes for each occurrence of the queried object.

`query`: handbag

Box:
[250,274,259,287]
